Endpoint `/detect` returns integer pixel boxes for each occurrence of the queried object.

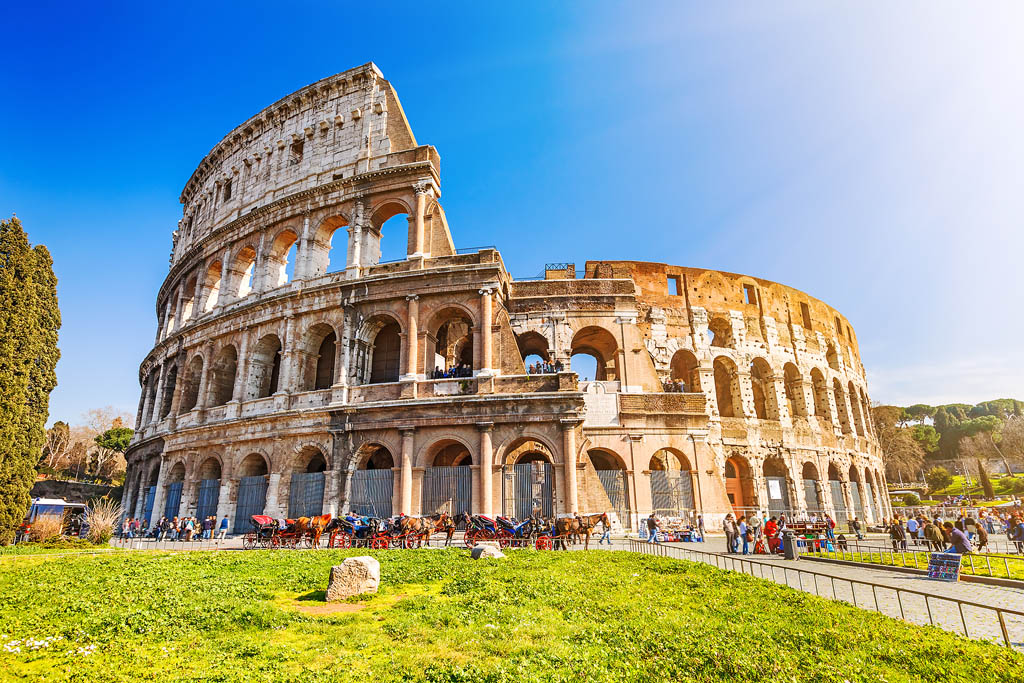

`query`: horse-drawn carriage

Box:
[242,514,330,549]
[325,513,457,549]
[461,513,559,550]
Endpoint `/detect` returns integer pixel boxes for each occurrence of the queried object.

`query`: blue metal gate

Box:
[234,475,269,532]
[195,479,220,522]
[288,472,325,518]
[142,486,156,526]
[350,469,393,518]
[422,466,472,517]
[503,462,554,519]
[164,481,183,519]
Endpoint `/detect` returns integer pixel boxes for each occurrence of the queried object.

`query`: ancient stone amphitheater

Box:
[124,63,889,533]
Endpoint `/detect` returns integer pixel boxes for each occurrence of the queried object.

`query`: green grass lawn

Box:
[811,548,1024,581]
[931,474,1024,499]
[0,549,1021,682]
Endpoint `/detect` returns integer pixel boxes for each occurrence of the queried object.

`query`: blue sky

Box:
[2,2,1022,425]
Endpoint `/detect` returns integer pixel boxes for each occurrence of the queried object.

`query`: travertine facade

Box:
[124,63,890,533]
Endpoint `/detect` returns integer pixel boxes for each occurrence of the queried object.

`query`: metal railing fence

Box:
[805,539,1024,581]
[626,539,1023,650]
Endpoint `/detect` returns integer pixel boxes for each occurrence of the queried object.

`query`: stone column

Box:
[332,306,352,404]
[134,385,147,431]
[231,335,249,402]
[191,269,204,320]
[411,182,429,257]
[216,480,233,528]
[771,377,789,422]
[477,422,494,516]
[264,472,283,518]
[295,212,311,281]
[279,315,295,394]
[151,363,167,424]
[173,286,186,333]
[346,198,365,276]
[561,420,579,513]
[149,459,168,523]
[478,287,494,376]
[402,295,419,380]
[196,343,213,411]
[400,428,415,515]
[215,254,230,312]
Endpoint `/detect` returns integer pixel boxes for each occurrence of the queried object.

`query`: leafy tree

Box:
[902,493,921,506]
[976,459,995,499]
[0,217,60,545]
[910,424,939,453]
[904,404,935,424]
[40,421,72,470]
[925,466,953,493]
[1001,415,1024,465]
[871,406,925,481]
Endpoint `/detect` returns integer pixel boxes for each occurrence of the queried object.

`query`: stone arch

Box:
[828,462,848,524]
[285,444,328,518]
[649,448,692,472]
[783,363,808,417]
[230,245,257,298]
[196,455,222,481]
[498,434,558,467]
[762,457,793,516]
[181,276,198,321]
[832,378,852,433]
[570,326,620,381]
[749,357,778,420]
[159,364,178,419]
[355,442,396,470]
[707,315,733,348]
[848,380,866,436]
[516,330,551,368]
[207,345,238,406]
[427,306,476,375]
[246,334,282,399]
[500,435,556,519]
[264,228,299,288]
[310,214,349,276]
[712,356,742,418]
[801,462,824,515]
[859,388,872,435]
[369,200,412,265]
[292,444,328,473]
[348,442,396,519]
[237,452,270,477]
[178,355,204,414]
[421,438,474,516]
[826,342,840,370]
[298,322,338,391]
[202,260,222,313]
[724,453,754,514]
[669,349,699,392]
[356,314,402,384]
[233,452,270,532]
[810,368,831,421]
[421,437,475,468]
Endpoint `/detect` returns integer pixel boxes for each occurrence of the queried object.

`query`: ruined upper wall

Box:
[170,62,423,265]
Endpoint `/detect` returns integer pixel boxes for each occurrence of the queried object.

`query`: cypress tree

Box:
[0,217,61,544]
[977,459,995,500]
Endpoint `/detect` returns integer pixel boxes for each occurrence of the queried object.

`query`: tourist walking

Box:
[943,521,973,554]
[723,514,738,553]
[646,514,659,544]
[218,515,229,540]
[737,515,750,555]
[851,516,863,540]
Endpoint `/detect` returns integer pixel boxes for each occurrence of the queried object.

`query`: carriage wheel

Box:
[403,536,418,549]
[334,532,352,549]
[302,535,313,549]
[370,537,388,550]
[463,530,477,548]
[242,533,256,550]
[536,536,553,551]
[497,533,511,549]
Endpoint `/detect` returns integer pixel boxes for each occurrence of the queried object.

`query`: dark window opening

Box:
[800,302,812,329]
[223,179,232,202]
[289,140,304,166]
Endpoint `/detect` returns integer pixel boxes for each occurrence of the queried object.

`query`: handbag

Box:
[745,532,753,542]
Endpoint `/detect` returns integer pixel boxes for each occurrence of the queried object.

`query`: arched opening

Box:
[860,389,872,436]
[231,246,257,298]
[422,440,473,516]
[202,261,222,313]
[164,462,186,519]
[163,297,177,339]
[159,365,178,420]
[826,342,840,370]
[502,438,555,519]
[516,331,550,374]
[724,455,754,515]
[648,449,693,519]
[195,457,221,523]
[288,446,327,518]
[801,462,823,516]
[763,458,791,517]
[429,309,474,378]
[810,368,831,421]
[143,368,159,424]
[589,449,630,526]
[783,363,808,417]
[713,356,741,418]
[350,444,394,518]
[247,334,282,399]
[707,316,733,348]
[265,229,299,288]
[370,202,411,265]
[749,357,777,420]
[832,379,852,433]
[369,322,401,384]
[828,463,847,525]
[863,468,878,522]
[848,465,864,520]
[570,326,620,382]
[208,345,237,407]
[181,277,197,321]
[178,356,204,414]
[310,216,348,276]
[849,381,866,436]
[299,323,337,391]
[668,349,699,392]
[142,463,160,525]
[234,453,270,532]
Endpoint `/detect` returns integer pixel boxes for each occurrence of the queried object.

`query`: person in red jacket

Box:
[764,516,780,553]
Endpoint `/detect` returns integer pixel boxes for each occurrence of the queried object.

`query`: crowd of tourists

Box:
[526,360,563,375]
[660,379,690,393]
[119,515,231,541]
[430,363,473,379]
[882,509,1024,554]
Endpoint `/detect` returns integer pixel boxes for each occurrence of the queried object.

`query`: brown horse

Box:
[307,514,332,549]
[553,513,610,550]
[396,514,449,547]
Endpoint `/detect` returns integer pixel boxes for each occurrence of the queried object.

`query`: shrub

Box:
[28,514,64,542]
[902,493,921,506]
[925,466,952,493]
[86,497,122,544]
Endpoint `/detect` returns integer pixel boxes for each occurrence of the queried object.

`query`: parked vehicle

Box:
[17,498,90,542]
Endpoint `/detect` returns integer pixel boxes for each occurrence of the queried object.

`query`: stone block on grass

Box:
[326,556,380,601]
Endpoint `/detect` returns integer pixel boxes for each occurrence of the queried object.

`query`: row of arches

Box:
[515,326,621,381]
[704,312,857,373]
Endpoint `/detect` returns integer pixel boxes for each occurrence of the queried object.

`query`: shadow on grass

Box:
[297,590,327,602]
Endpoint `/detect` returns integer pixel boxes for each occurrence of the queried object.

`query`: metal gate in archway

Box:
[164,482,183,519]
[422,466,472,517]
[803,479,822,516]
[865,481,877,521]
[765,476,790,517]
[234,475,269,533]
[142,486,156,526]
[850,481,865,519]
[829,480,847,525]
[288,472,325,518]
[503,462,554,519]
[350,469,393,518]
[596,470,630,527]
[196,479,220,521]
[650,470,694,518]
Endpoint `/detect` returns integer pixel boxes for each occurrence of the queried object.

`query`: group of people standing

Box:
[119,515,230,541]
[526,359,563,375]
[430,363,473,379]
[886,510,1024,554]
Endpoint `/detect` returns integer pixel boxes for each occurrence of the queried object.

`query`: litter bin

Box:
[782,529,799,560]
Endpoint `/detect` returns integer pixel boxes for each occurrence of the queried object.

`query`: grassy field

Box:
[0,549,1021,682]
[811,548,1024,581]
[931,474,1024,499]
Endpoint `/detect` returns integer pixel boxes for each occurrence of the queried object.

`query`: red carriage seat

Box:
[251,515,275,526]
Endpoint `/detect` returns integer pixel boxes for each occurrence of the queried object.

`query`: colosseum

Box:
[123,63,890,534]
